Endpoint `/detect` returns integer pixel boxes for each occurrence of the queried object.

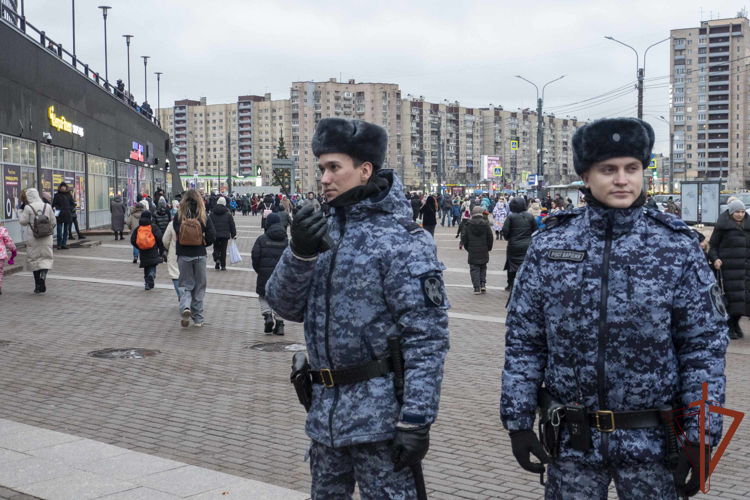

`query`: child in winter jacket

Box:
[251,213,288,336]
[130,211,165,290]
[0,222,18,295]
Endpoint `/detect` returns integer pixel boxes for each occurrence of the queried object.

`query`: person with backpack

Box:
[260,194,277,230]
[451,198,461,227]
[251,212,288,335]
[18,188,56,294]
[455,197,473,241]
[153,198,172,236]
[173,189,216,328]
[0,221,17,295]
[229,197,238,216]
[209,197,236,271]
[130,210,165,290]
[126,201,148,264]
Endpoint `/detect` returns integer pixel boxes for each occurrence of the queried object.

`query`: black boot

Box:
[496,231,500,241]
[264,314,274,334]
[273,320,285,336]
[33,271,41,293]
[729,317,740,340]
[39,271,47,293]
[481,282,487,294]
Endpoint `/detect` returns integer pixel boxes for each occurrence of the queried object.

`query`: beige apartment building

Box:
[291,79,402,193]
[249,94,291,187]
[670,16,750,190]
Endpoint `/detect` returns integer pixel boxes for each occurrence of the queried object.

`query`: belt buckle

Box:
[320,369,334,388]
[596,410,615,432]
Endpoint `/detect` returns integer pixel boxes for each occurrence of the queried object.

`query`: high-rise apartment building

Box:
[670,17,750,190]
[251,94,291,187]
[291,79,401,193]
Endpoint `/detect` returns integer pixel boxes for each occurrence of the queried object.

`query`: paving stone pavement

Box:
[1,217,748,499]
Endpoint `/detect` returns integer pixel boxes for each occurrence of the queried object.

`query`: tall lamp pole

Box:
[605,36,670,119]
[653,115,675,194]
[72,0,76,57]
[123,35,133,100]
[515,75,565,191]
[141,56,150,102]
[97,6,111,84]
[155,72,162,117]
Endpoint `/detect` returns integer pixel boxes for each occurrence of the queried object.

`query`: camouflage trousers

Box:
[309,439,417,500]
[545,459,678,499]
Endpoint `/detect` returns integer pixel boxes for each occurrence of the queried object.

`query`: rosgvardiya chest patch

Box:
[547,249,587,262]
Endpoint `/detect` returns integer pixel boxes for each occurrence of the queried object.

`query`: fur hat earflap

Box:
[312,118,388,170]
[572,118,655,176]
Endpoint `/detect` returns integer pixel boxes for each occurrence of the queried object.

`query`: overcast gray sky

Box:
[23,0,748,155]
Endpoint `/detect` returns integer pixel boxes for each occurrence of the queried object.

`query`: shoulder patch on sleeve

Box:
[535,209,582,234]
[397,217,424,235]
[643,208,693,236]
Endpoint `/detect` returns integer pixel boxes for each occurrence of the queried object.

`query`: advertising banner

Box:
[3,164,20,220]
[75,175,86,213]
[53,170,64,190]
[482,156,501,181]
[41,169,53,201]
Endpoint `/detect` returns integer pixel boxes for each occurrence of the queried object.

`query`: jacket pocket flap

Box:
[407,260,446,277]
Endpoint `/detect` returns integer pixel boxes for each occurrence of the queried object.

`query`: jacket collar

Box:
[333,170,412,221]
[585,202,643,236]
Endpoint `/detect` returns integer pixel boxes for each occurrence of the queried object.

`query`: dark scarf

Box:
[328,174,390,209]
[582,187,646,210]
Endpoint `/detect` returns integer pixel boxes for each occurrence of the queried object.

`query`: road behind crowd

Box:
[1,217,748,500]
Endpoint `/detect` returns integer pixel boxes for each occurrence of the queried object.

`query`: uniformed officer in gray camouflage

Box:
[266,117,450,500]
[500,117,728,499]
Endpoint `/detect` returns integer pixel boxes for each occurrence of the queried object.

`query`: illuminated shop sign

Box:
[48,106,84,137]
[130,141,144,162]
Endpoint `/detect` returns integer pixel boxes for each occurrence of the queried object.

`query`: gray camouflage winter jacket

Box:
[266,170,450,448]
[501,204,728,467]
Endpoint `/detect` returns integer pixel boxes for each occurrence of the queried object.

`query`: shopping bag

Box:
[229,239,242,265]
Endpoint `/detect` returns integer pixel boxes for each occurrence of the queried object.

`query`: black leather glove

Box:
[290,204,330,258]
[674,441,711,497]
[391,425,430,472]
[509,429,550,474]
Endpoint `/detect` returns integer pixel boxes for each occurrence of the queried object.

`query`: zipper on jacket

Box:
[325,210,347,447]
[626,265,633,302]
[597,212,614,464]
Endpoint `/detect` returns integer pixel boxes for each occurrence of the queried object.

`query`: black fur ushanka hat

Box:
[312,118,388,169]
[572,118,655,176]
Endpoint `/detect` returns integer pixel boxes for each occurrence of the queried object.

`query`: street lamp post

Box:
[155,72,162,118]
[97,6,111,85]
[605,36,670,119]
[72,0,76,58]
[140,56,150,103]
[515,75,565,191]
[654,115,675,194]
[122,35,133,100]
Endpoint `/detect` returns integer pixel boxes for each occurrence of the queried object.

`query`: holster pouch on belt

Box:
[291,352,312,413]
[537,387,565,459]
[565,402,591,453]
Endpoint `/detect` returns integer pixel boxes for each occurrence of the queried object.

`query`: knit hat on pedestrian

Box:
[728,199,746,215]
[312,118,388,170]
[217,197,226,206]
[141,210,152,222]
[139,200,149,210]
[572,118,655,176]
[158,198,167,208]
[266,213,281,227]
[472,206,484,216]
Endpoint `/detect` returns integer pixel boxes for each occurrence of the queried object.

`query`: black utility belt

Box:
[311,357,393,388]
[587,408,662,433]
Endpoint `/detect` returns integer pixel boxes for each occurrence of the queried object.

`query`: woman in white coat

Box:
[18,188,56,293]
[492,198,508,240]
[161,221,181,301]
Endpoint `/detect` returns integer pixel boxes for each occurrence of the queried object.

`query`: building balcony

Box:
[356,107,365,114]
[707,99,729,105]
[335,108,342,114]
[707,127,728,132]
[707,119,729,124]
[710,41,731,48]
[707,147,729,152]
[707,138,729,143]
[708,79,730,85]
[709,70,730,76]
[708,90,729,96]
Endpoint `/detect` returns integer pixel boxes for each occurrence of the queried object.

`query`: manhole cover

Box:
[246,342,307,352]
[0,340,9,348]
[88,348,160,359]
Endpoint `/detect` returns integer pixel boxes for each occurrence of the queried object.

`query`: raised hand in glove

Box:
[509,429,550,474]
[674,441,711,497]
[391,425,430,472]
[290,204,331,258]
